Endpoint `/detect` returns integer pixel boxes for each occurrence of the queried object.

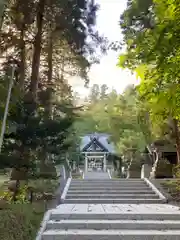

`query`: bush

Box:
[162,164,180,201]
[162,180,180,201]
[0,203,45,240]
[153,158,173,178]
[31,172,58,179]
[28,179,59,193]
[0,178,59,240]
[172,164,180,178]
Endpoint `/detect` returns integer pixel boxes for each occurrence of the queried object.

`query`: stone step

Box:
[72,178,143,180]
[67,190,154,194]
[70,184,148,188]
[71,182,144,185]
[69,186,150,190]
[70,182,146,185]
[71,179,145,182]
[42,229,180,240]
[70,185,147,189]
[64,198,163,204]
[71,179,144,183]
[50,212,180,221]
[66,194,159,199]
[46,219,180,230]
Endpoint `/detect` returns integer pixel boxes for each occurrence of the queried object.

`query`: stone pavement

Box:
[84,171,110,179]
[37,178,180,240]
[40,203,180,239]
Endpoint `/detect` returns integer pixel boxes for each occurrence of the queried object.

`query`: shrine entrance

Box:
[83,152,107,172]
[87,156,104,172]
[81,133,110,173]
[79,133,120,175]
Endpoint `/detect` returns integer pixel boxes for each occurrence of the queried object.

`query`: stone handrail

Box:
[60,177,72,203]
[150,151,159,179]
[141,164,152,179]
[107,169,112,179]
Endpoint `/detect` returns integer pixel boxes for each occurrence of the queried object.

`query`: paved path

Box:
[52,202,180,216]
[84,171,110,179]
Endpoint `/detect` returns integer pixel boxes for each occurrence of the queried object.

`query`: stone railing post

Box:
[141,164,152,179]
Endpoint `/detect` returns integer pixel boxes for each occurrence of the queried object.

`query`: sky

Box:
[70,0,138,96]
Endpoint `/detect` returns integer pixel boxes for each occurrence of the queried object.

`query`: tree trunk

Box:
[45,27,53,117]
[47,30,53,86]
[10,145,30,181]
[173,118,180,164]
[39,150,57,178]
[0,0,6,30]
[10,167,28,181]
[19,27,26,92]
[29,0,46,99]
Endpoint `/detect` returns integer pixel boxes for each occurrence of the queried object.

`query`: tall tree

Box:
[88,84,100,104]
[29,0,102,100]
[100,84,108,99]
[0,0,105,180]
[118,0,180,163]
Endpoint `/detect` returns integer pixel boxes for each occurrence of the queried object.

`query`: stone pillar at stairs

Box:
[103,153,106,172]
[85,153,88,172]
[141,164,152,178]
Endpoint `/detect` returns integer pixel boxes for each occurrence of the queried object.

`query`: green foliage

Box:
[29,179,59,192]
[0,185,29,203]
[119,0,180,160]
[0,1,107,237]
[0,203,45,240]
[172,164,180,178]
[162,177,180,201]
[74,84,151,166]
[0,98,74,170]
[0,0,109,175]
[0,177,58,239]
[87,83,109,105]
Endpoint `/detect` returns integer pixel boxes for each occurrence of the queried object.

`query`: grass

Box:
[0,203,45,240]
[161,179,180,201]
[0,176,59,240]
[0,174,8,187]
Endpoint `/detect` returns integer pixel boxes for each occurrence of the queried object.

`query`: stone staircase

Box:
[38,178,180,240]
[64,178,165,204]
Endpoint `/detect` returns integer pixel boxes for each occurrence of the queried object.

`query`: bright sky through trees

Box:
[71,0,138,96]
